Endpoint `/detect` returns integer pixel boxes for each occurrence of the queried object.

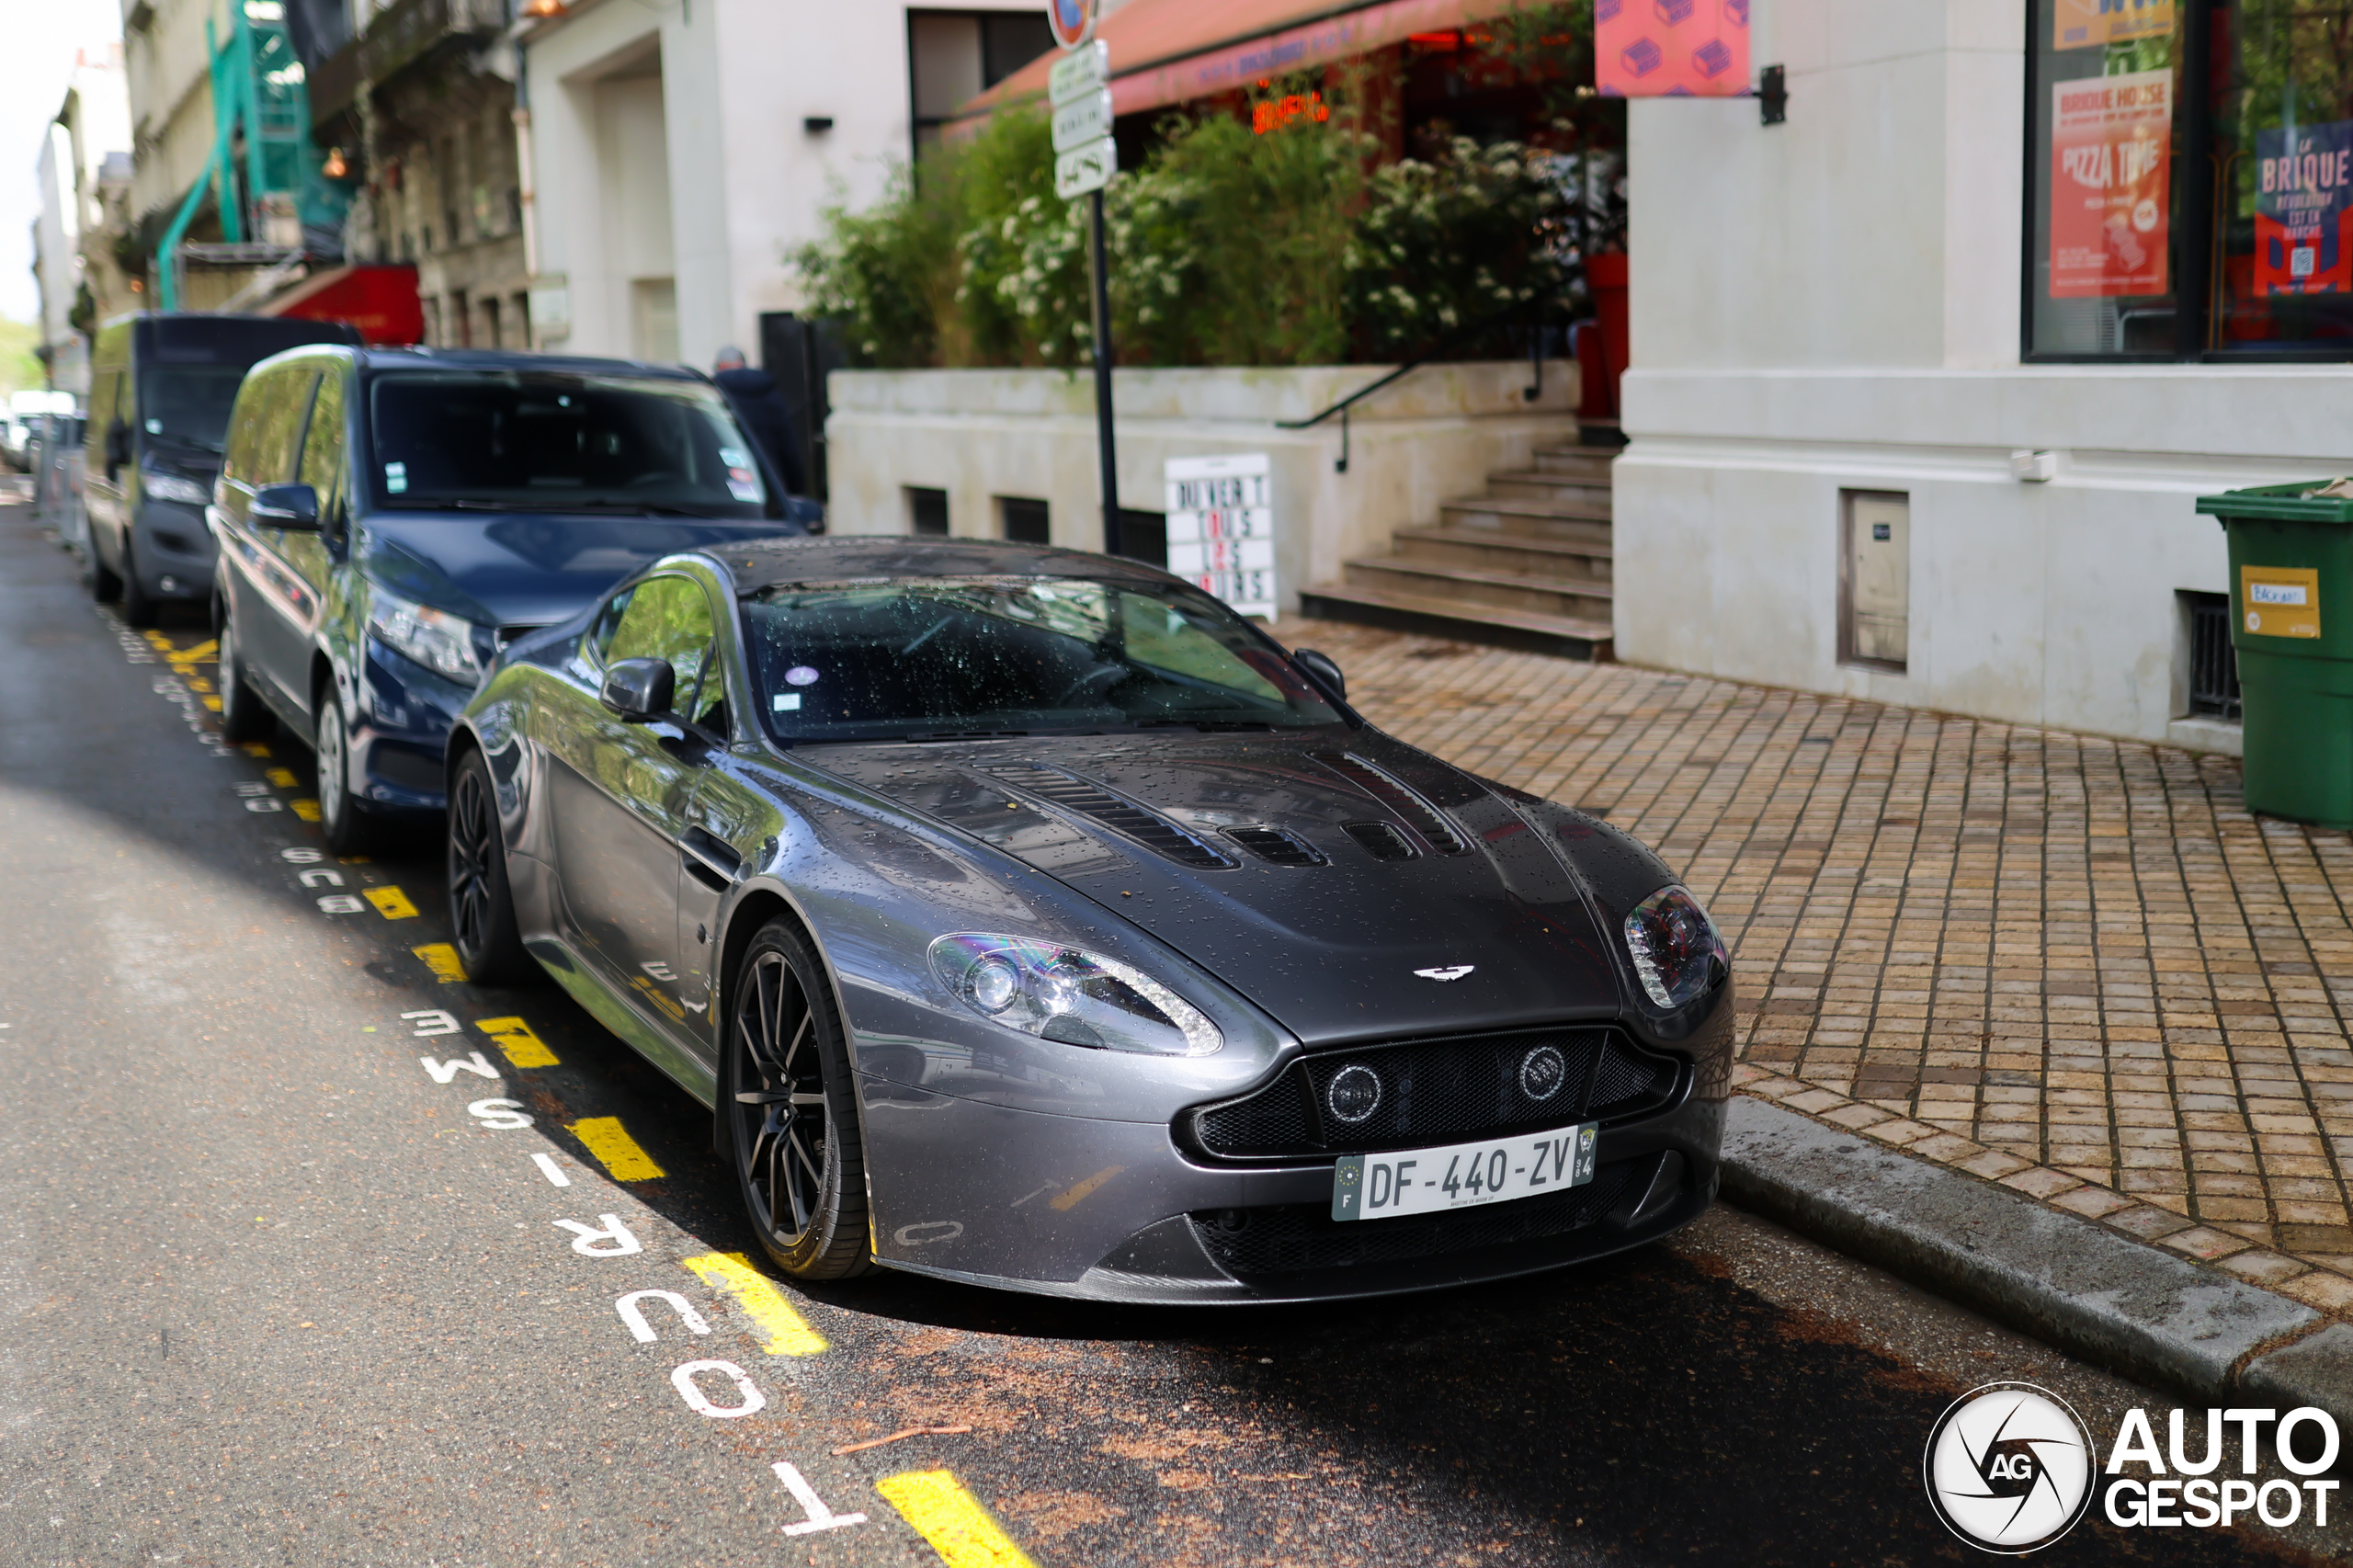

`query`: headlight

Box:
[1623,886,1726,1009]
[369,585,487,683]
[142,470,210,505]
[927,933,1222,1056]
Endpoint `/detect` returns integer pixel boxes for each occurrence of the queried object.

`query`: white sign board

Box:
[1049,40,1109,106]
[1053,136,1118,199]
[1052,88,1114,153]
[1165,453,1276,620]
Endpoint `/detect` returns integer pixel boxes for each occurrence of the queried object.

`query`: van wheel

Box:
[87,540,120,602]
[119,539,157,628]
[313,695,371,855]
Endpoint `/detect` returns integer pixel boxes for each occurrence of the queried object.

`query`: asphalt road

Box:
[0,494,2337,1568]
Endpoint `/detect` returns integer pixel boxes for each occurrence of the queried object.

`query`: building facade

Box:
[1613,0,2336,754]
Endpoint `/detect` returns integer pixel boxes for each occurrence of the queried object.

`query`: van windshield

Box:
[139,367,248,454]
[369,371,769,517]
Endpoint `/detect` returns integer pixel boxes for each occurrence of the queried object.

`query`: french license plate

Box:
[1331,1124,1597,1221]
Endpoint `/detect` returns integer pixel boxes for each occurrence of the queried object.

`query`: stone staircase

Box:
[1299,444,1616,659]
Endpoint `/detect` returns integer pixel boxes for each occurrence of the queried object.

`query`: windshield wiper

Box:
[904,728,1034,743]
[548,498,715,517]
[145,430,224,456]
[1131,717,1279,733]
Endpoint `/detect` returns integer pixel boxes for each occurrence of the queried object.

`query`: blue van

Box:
[207,345,815,850]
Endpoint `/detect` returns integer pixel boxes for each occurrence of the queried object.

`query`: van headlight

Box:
[927,934,1222,1056]
[142,469,210,506]
[369,585,487,683]
[1623,886,1727,1009]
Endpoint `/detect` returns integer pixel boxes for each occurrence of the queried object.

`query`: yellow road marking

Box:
[185,677,213,693]
[241,743,271,758]
[290,799,322,822]
[680,1252,828,1356]
[874,1471,1035,1568]
[201,696,222,711]
[475,1015,558,1067]
[142,631,172,650]
[567,1117,665,1181]
[265,767,298,787]
[165,639,216,669]
[412,943,466,983]
[1049,1164,1125,1211]
[363,886,419,919]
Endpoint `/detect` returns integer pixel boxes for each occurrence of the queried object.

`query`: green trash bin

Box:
[2195,481,2353,828]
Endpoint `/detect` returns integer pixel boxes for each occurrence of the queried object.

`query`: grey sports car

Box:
[446,537,1733,1301]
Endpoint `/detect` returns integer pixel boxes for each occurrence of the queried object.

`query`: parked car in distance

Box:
[447,537,1733,1301]
[82,313,365,625]
[210,346,817,851]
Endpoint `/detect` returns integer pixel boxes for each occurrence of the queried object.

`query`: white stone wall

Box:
[1613,0,2305,752]
[824,362,1579,617]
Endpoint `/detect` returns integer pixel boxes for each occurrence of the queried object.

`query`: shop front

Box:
[1617,0,2353,752]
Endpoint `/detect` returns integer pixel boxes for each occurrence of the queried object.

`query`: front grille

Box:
[1226,825,1325,866]
[1313,753,1469,854]
[985,764,1236,869]
[1193,1158,1639,1277]
[1188,1026,1680,1160]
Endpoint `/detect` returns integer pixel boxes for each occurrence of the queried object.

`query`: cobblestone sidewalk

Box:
[1284,616,2353,1314]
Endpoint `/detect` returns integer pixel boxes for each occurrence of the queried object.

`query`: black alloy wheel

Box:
[215,598,272,744]
[119,537,157,628]
[724,920,871,1279]
[313,693,371,855]
[447,749,534,985]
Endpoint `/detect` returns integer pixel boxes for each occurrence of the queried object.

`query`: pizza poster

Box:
[2052,0,2174,51]
[2253,121,2353,296]
[1595,0,1751,98]
[2049,69,2171,299]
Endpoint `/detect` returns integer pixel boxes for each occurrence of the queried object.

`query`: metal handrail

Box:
[1275,295,1562,473]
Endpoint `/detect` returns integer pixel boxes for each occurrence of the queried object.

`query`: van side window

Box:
[296,370,347,513]
[223,367,321,506]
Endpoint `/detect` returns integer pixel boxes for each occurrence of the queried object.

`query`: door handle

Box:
[680,826,743,889]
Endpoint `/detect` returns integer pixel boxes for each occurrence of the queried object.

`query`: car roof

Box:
[705,536,1184,593]
[345,346,710,381]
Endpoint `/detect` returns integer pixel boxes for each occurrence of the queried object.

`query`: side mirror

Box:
[600,657,676,722]
[252,483,321,530]
[1292,647,1346,702]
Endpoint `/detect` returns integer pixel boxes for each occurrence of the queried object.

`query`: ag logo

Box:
[1923,1383,2094,1553]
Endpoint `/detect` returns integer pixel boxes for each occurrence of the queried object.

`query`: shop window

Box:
[907,486,949,536]
[1116,509,1167,569]
[2027,0,2353,359]
[997,495,1050,544]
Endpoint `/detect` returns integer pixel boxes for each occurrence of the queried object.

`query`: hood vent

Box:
[1226,826,1327,867]
[1342,821,1419,861]
[984,765,1237,869]
[1313,753,1470,855]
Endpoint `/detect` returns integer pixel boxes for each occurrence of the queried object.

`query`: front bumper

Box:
[133,500,218,598]
[349,637,475,811]
[857,1064,1723,1304]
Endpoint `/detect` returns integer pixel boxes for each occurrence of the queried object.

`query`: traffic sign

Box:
[1049,40,1109,106]
[1047,0,1100,51]
[1051,89,1113,153]
[1054,135,1118,200]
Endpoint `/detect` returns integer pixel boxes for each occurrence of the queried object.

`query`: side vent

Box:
[1314,753,1469,854]
[984,765,1237,869]
[1342,821,1419,861]
[1226,826,1327,867]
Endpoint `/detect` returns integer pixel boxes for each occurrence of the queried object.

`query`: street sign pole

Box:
[1087,186,1120,558]
[1049,7,1120,556]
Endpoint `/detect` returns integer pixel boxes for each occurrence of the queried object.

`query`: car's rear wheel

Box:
[215,598,272,743]
[724,921,872,1279]
[119,538,156,628]
[448,749,534,985]
[87,535,120,602]
[313,694,371,855]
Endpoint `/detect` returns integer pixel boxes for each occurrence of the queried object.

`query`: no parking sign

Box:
[1047,0,1098,51]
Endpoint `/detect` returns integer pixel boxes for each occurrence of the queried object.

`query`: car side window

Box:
[222,366,319,512]
[295,369,346,514]
[606,576,721,722]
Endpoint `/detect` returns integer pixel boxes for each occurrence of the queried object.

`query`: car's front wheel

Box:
[215,598,271,743]
[313,694,370,855]
[723,920,872,1279]
[447,749,534,985]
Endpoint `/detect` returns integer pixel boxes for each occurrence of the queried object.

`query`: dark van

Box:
[209,345,813,851]
[83,312,363,624]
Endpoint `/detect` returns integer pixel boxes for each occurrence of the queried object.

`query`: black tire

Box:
[447,749,535,986]
[313,692,371,855]
[88,537,121,602]
[215,598,273,744]
[722,920,873,1279]
[119,537,157,628]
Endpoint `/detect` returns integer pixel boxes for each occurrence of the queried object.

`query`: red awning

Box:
[260,264,425,346]
[955,0,1526,129]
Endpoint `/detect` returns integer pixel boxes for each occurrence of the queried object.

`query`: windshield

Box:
[742,577,1343,744]
[368,371,768,516]
[139,367,248,454]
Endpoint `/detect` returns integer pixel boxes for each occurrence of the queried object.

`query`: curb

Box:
[1721,1096,2351,1427]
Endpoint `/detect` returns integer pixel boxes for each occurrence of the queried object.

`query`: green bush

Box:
[796,95,1566,369]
